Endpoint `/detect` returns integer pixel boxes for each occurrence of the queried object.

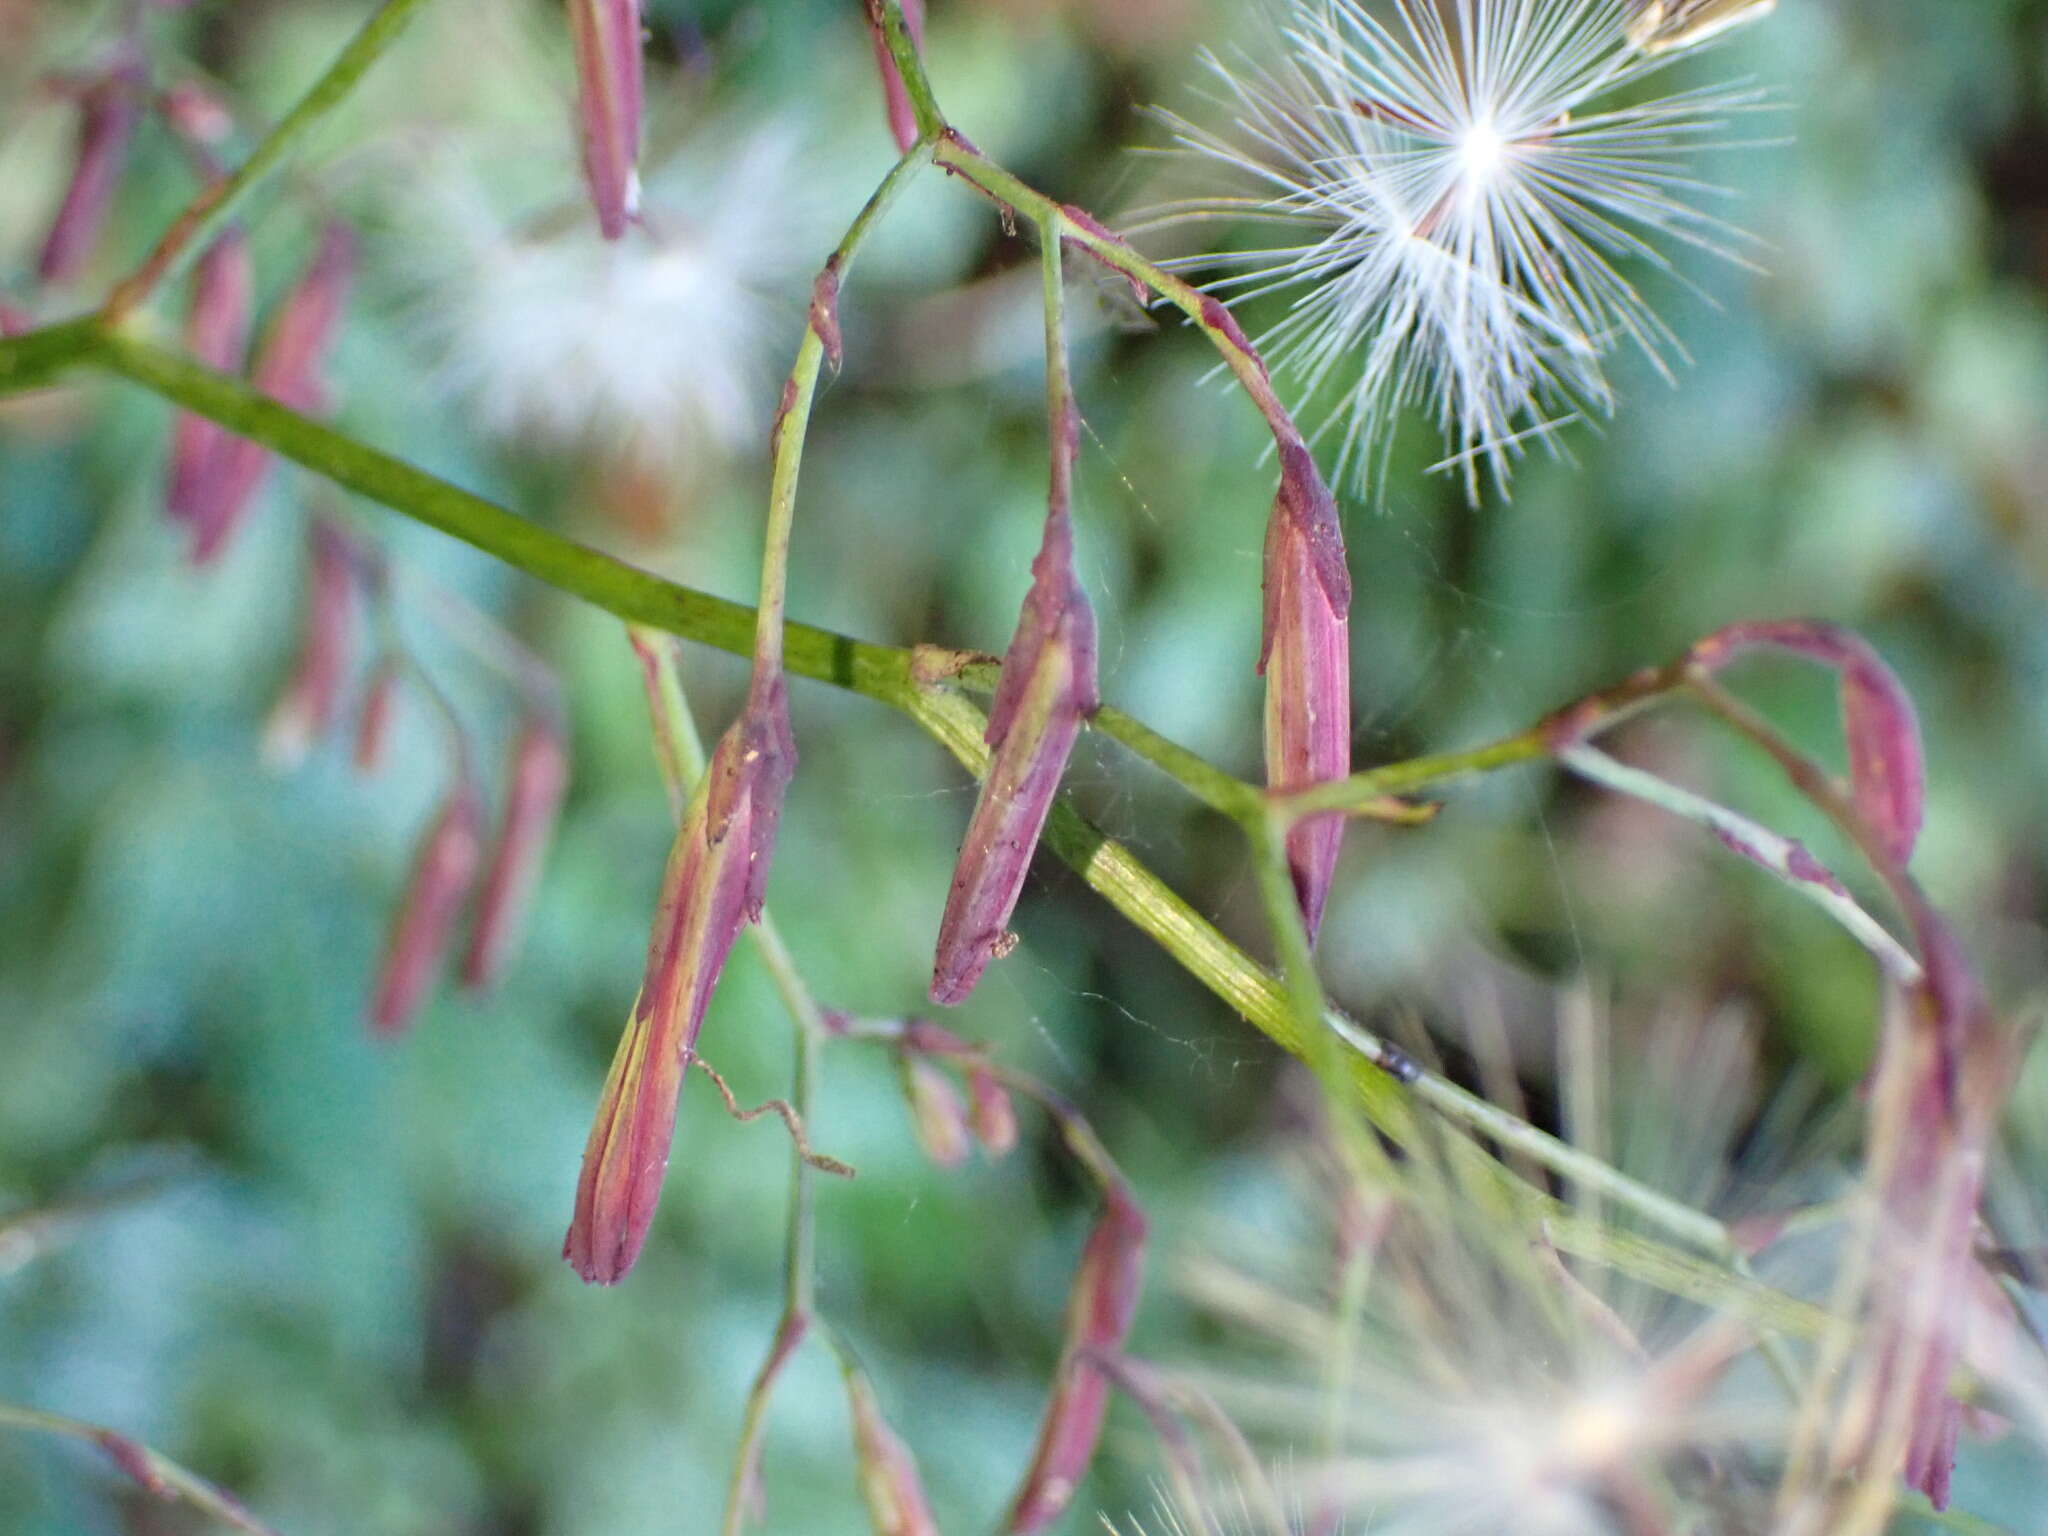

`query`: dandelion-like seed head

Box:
[399,124,822,475]
[1144,0,1766,499]
[1112,1001,1818,1536]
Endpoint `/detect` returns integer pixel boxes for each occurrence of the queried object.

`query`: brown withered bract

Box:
[1626,0,1776,54]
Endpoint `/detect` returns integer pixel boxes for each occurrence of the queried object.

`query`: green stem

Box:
[1,319,1807,1330]
[102,0,438,319]
[753,144,928,677]
[1090,705,1263,822]
[1274,730,1550,819]
[0,316,105,395]
[0,1403,277,1535]
[76,328,910,700]
[1272,654,1704,822]
[868,0,945,145]
[1559,741,1921,985]
[928,134,1302,444]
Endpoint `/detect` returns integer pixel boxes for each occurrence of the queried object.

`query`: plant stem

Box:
[868,0,945,146]
[0,318,1808,1330]
[1559,742,1922,986]
[77,328,908,698]
[1089,705,1264,821]
[101,0,438,320]
[1273,730,1550,818]
[753,143,927,678]
[635,641,829,1534]
[0,316,105,395]
[0,1403,278,1535]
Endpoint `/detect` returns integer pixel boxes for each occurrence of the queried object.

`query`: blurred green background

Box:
[3,0,2047,1530]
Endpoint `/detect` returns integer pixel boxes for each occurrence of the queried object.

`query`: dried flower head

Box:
[1146,0,1762,497]
[1687,620,1926,869]
[353,655,402,774]
[968,1063,1019,1155]
[841,1353,942,1536]
[1009,1185,1150,1533]
[1121,1002,1819,1536]
[902,1054,972,1169]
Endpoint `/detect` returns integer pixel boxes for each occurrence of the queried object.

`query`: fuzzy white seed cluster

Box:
[1145,0,1766,499]
[400,126,822,473]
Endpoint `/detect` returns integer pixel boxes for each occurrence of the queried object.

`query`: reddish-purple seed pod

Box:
[1261,441,1353,942]
[844,1364,941,1536]
[93,1429,167,1497]
[568,0,644,240]
[564,677,793,1284]
[931,440,1098,1006]
[866,0,927,152]
[902,1056,971,1169]
[968,1064,1018,1156]
[369,781,484,1037]
[462,716,571,990]
[353,657,402,774]
[1006,1186,1148,1533]
[261,520,356,769]
[158,81,233,148]
[189,222,355,565]
[167,230,254,527]
[37,60,144,284]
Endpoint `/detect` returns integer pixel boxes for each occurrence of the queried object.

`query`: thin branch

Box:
[865,0,945,146]
[1559,742,1923,986]
[102,0,438,320]
[0,1403,279,1535]
[752,143,928,678]
[0,293,1814,1332]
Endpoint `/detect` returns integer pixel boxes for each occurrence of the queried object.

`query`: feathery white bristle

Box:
[397,124,821,471]
[1143,0,1763,500]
